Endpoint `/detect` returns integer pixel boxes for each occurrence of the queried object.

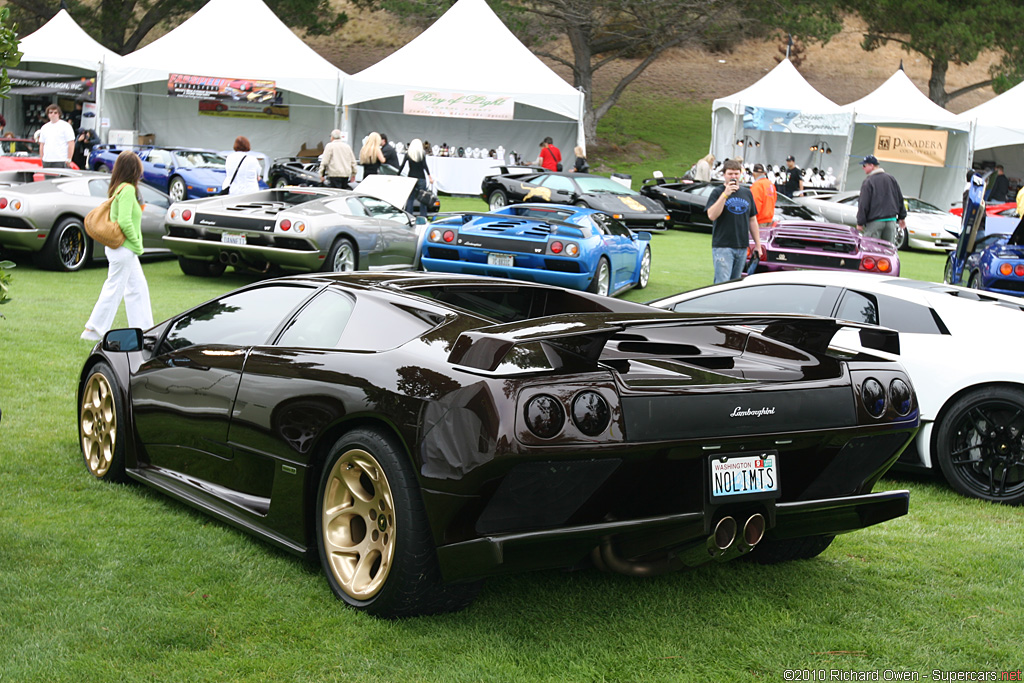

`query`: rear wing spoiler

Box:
[430,211,589,238]
[448,312,900,372]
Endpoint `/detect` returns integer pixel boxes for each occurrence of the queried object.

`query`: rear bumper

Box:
[421,255,593,291]
[436,489,909,581]
[163,234,324,271]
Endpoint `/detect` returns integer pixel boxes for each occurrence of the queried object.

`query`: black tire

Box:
[894,223,908,251]
[37,217,89,271]
[95,163,109,173]
[750,535,834,564]
[943,254,955,284]
[488,189,508,211]
[177,256,226,277]
[588,256,611,296]
[168,176,187,202]
[574,201,588,209]
[968,271,982,289]
[636,247,651,289]
[273,177,289,189]
[934,387,1024,504]
[79,362,129,483]
[315,427,479,617]
[323,237,357,272]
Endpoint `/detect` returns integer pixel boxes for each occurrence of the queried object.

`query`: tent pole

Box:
[837,110,857,193]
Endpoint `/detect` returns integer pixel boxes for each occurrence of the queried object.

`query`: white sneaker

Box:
[80,329,101,341]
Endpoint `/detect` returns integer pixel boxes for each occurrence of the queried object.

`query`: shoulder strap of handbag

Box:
[227,154,245,186]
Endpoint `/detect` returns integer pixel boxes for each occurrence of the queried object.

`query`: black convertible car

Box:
[639,179,823,229]
[267,156,324,188]
[482,168,670,231]
[79,272,918,617]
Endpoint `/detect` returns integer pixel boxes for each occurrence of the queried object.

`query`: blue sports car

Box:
[420,204,652,296]
[946,175,1024,296]
[89,145,229,201]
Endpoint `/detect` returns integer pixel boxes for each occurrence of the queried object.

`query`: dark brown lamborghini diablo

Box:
[79,272,918,617]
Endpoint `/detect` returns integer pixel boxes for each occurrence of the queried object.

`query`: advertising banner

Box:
[168,74,276,103]
[403,91,515,120]
[197,100,289,121]
[743,106,852,136]
[872,126,948,168]
[7,69,95,98]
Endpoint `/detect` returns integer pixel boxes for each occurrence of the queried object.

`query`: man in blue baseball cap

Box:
[857,154,906,246]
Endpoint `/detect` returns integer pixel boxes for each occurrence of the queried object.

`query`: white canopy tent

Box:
[711,59,852,185]
[103,0,346,161]
[957,79,1024,185]
[341,0,584,193]
[4,9,120,137]
[840,69,973,209]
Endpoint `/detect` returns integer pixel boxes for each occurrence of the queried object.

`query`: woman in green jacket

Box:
[81,152,153,340]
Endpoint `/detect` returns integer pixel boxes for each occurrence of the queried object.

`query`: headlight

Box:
[524,394,564,439]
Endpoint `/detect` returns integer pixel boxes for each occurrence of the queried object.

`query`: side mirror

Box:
[153,163,166,169]
[635,231,652,241]
[103,328,144,352]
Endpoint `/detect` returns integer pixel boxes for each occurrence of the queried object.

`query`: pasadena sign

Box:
[403,91,515,120]
[873,126,948,168]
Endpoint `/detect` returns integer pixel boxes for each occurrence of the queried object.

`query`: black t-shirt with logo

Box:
[707,185,756,248]
[783,166,801,196]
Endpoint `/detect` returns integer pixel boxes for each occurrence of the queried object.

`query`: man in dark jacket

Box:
[380,134,399,169]
[856,155,907,246]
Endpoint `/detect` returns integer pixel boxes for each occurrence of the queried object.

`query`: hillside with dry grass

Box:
[305,6,1001,115]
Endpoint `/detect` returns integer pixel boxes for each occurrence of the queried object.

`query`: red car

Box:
[0,137,80,171]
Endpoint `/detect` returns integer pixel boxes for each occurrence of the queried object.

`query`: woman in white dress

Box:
[223,136,261,195]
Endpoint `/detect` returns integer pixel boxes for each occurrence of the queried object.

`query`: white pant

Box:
[83,246,153,334]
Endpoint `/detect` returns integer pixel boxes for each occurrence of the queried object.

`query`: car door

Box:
[537,174,578,205]
[361,195,419,267]
[513,174,550,203]
[591,213,636,290]
[139,148,167,189]
[138,183,171,251]
[130,284,316,492]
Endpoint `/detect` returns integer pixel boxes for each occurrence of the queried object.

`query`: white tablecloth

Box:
[426,156,504,196]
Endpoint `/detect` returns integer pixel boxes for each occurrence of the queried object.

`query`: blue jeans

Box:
[406,178,429,217]
[713,247,747,283]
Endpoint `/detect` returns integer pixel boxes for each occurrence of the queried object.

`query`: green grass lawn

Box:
[1,98,1021,681]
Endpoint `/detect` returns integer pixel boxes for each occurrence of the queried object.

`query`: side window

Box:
[672,285,826,315]
[139,183,169,209]
[88,179,108,198]
[358,196,401,218]
[345,197,369,216]
[539,175,576,193]
[839,196,859,207]
[874,292,943,334]
[163,285,313,351]
[276,289,355,348]
[835,290,878,325]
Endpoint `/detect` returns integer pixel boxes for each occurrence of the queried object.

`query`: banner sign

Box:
[7,69,94,98]
[169,74,276,103]
[872,126,948,168]
[743,106,852,136]
[197,100,289,121]
[403,91,515,120]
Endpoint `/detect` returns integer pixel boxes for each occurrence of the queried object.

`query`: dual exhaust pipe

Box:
[218,251,241,266]
[594,513,767,576]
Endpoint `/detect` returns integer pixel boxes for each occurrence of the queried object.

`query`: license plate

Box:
[709,451,780,502]
[221,233,246,246]
[487,252,514,267]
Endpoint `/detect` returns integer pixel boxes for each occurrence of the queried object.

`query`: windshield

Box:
[575,177,638,196]
[906,198,944,215]
[172,150,226,169]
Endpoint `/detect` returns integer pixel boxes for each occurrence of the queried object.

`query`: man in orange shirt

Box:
[750,163,777,228]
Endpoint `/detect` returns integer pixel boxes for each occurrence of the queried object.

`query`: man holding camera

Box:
[707,159,763,283]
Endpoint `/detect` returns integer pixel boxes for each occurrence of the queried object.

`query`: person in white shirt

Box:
[38,104,75,168]
[222,136,261,195]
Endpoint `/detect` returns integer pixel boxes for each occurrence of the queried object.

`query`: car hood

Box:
[178,167,226,184]
[585,192,665,214]
[355,175,418,208]
[911,212,962,235]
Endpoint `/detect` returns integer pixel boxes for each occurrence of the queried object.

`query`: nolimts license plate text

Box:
[710,452,779,501]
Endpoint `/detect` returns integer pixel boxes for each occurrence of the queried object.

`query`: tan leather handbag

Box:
[84,198,125,249]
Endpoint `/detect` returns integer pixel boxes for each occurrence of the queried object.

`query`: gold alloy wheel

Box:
[321,447,396,600]
[81,372,117,478]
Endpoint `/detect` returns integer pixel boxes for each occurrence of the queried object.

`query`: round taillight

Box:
[876,258,891,273]
[889,379,912,417]
[1016,265,1024,277]
[862,378,886,418]
[524,395,564,439]
[294,222,306,233]
[442,230,455,243]
[11,200,20,210]
[429,229,441,242]
[280,219,291,231]
[565,243,579,257]
[571,391,611,436]
[1000,262,1013,276]
[550,241,563,254]
[182,209,192,221]
[0,198,7,209]
[861,256,876,271]
[170,209,178,219]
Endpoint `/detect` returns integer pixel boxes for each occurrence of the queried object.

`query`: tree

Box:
[853,0,1024,106]
[2,0,347,55]
[354,0,841,146]
[0,5,19,98]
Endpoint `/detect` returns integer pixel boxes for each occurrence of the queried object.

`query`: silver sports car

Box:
[0,169,172,271]
[794,190,960,252]
[164,176,424,277]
